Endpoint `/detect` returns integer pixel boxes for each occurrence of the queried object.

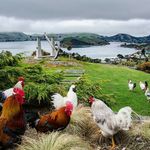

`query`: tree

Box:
[117,54,124,59]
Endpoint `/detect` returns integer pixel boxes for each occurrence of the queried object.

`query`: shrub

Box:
[24,65,63,84]
[0,67,24,90]
[137,62,150,73]
[0,63,64,106]
[121,60,137,67]
[24,83,66,106]
[23,65,64,106]
[0,51,23,68]
[58,49,101,63]
[24,65,43,74]
[76,77,116,106]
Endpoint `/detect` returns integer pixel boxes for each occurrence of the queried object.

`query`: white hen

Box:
[89,97,136,149]
[145,88,150,101]
[51,85,78,109]
[139,81,148,91]
[128,80,136,91]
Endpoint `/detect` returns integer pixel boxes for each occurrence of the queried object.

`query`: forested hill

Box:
[0,32,150,44]
[0,32,31,42]
[104,33,150,43]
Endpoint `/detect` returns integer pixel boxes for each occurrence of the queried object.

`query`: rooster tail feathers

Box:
[116,107,132,130]
[51,93,65,109]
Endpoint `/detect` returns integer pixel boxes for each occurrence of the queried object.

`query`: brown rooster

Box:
[0,88,26,148]
[28,101,73,133]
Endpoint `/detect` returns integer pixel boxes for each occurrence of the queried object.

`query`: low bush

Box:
[23,65,64,106]
[121,60,137,67]
[0,51,23,68]
[0,67,24,89]
[76,77,116,107]
[0,63,64,106]
[24,65,63,84]
[24,83,66,106]
[137,62,150,73]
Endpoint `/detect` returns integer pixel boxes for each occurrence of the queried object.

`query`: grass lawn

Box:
[83,62,150,115]
[22,58,150,115]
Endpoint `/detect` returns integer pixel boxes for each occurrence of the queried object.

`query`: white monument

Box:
[35,37,42,59]
[35,33,60,59]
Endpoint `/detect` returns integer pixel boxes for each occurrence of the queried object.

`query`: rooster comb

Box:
[89,96,95,103]
[18,77,24,82]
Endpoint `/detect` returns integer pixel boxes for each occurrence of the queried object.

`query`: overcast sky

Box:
[0,0,150,36]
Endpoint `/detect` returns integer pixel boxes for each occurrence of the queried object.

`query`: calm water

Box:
[0,41,136,59]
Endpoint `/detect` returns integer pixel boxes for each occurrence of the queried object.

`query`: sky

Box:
[0,0,150,36]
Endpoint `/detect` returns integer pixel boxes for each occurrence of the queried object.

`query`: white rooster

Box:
[128,80,136,91]
[51,85,78,110]
[89,96,140,149]
[139,81,148,91]
[0,77,24,101]
[145,88,150,101]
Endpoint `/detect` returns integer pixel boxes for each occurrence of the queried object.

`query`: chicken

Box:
[139,81,148,91]
[89,96,140,150]
[28,101,73,133]
[145,88,150,102]
[0,88,26,148]
[128,80,136,91]
[0,77,25,101]
[51,85,78,109]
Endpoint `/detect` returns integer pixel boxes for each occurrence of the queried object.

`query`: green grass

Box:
[83,63,150,115]
[20,58,150,115]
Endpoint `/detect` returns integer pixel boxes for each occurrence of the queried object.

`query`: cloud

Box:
[0,0,150,20]
[0,16,150,36]
[0,0,149,36]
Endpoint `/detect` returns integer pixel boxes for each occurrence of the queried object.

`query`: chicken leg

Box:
[110,136,116,150]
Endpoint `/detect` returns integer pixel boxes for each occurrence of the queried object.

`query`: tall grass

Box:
[18,132,92,150]
[17,107,150,150]
[65,107,150,149]
[65,107,101,145]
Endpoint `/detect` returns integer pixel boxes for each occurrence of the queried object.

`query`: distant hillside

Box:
[121,43,150,50]
[0,32,31,42]
[105,33,150,43]
[0,32,109,47]
[60,33,109,47]
[0,32,150,45]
